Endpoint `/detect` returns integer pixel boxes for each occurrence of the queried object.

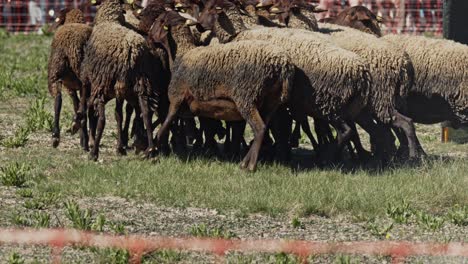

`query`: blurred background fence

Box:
[0,0,444,35]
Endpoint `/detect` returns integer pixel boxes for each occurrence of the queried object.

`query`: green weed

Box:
[1,126,30,148]
[416,212,445,231]
[189,223,237,239]
[291,217,304,229]
[8,252,25,264]
[10,211,50,228]
[142,250,183,264]
[91,248,130,264]
[16,189,34,198]
[334,255,360,264]
[25,97,53,132]
[446,205,468,226]
[0,162,29,187]
[386,200,413,224]
[271,252,298,264]
[365,220,393,239]
[64,200,94,230]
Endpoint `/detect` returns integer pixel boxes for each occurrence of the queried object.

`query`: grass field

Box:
[1,35,467,263]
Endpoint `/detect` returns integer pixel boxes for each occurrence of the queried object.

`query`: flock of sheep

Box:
[48,0,468,171]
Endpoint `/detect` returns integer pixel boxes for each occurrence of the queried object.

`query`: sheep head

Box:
[319,6,382,37]
[136,1,168,33]
[149,11,195,64]
[198,0,235,30]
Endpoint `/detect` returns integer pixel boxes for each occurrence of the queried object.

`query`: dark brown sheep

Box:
[47,8,92,150]
[319,6,382,37]
[79,0,169,160]
[150,11,295,171]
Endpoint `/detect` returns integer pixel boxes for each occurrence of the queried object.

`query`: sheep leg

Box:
[230,121,246,159]
[391,111,420,160]
[115,99,126,156]
[224,121,232,154]
[138,96,156,159]
[122,103,133,149]
[132,110,148,154]
[325,120,353,161]
[356,114,392,165]
[270,106,292,163]
[290,122,301,148]
[70,90,87,150]
[155,100,182,151]
[200,117,220,156]
[240,108,268,172]
[300,117,319,151]
[78,86,89,152]
[88,106,97,150]
[315,119,334,145]
[52,92,62,148]
[348,121,372,162]
[89,100,106,162]
[70,90,80,135]
[192,117,204,151]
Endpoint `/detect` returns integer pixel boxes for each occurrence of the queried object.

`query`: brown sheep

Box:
[150,11,295,171]
[47,7,92,150]
[79,0,169,160]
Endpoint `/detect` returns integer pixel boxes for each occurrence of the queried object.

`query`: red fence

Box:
[0,0,443,35]
[0,0,96,33]
[1,228,468,263]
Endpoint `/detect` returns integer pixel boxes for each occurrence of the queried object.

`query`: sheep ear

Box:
[355,11,371,21]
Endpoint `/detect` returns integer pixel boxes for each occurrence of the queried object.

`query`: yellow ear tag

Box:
[91,0,97,4]
[55,17,60,22]
[215,6,222,10]
[163,25,169,31]
[127,0,134,4]
[270,7,279,13]
[175,3,183,8]
[137,9,142,14]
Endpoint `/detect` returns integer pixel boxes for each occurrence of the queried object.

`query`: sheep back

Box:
[319,22,414,123]
[384,34,468,121]
[48,23,92,97]
[169,40,294,117]
[81,22,159,102]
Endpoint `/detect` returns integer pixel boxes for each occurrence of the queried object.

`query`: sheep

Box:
[198,0,373,162]
[383,34,468,127]
[149,10,295,171]
[315,22,423,160]
[260,0,369,157]
[329,7,468,127]
[79,0,169,160]
[319,5,382,37]
[47,7,92,150]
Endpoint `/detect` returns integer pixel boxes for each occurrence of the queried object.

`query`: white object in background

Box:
[28,0,43,25]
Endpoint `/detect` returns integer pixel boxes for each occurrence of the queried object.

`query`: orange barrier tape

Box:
[1,228,467,264]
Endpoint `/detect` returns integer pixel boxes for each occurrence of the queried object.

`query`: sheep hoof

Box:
[159,144,171,156]
[89,152,98,161]
[116,147,127,156]
[145,147,157,159]
[239,161,248,170]
[71,121,81,135]
[290,137,299,148]
[52,137,60,148]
